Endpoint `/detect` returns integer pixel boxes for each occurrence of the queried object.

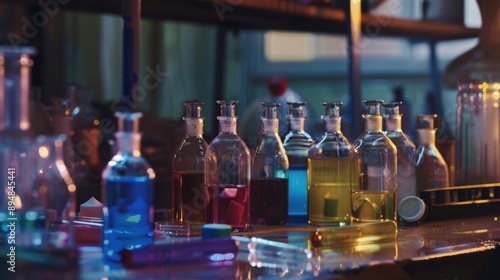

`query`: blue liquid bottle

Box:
[102,112,155,261]
[283,102,313,223]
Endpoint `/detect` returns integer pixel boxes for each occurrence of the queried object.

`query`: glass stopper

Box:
[363,100,384,115]
[115,111,143,132]
[261,102,280,119]
[287,102,307,118]
[183,102,204,118]
[322,102,343,117]
[217,100,238,117]
[382,102,402,115]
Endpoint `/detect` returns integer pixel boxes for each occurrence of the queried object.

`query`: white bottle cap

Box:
[398,196,426,223]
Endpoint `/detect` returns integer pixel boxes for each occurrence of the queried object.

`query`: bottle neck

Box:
[323,116,341,133]
[364,114,383,132]
[478,0,500,47]
[417,129,435,145]
[184,117,204,137]
[289,117,305,132]
[218,116,237,134]
[0,54,32,131]
[260,118,279,134]
[384,115,402,131]
[115,132,142,156]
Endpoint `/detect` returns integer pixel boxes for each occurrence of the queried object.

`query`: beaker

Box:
[455,82,500,185]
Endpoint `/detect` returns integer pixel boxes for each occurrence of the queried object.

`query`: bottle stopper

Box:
[383,102,402,115]
[115,111,143,132]
[217,100,238,117]
[261,102,280,119]
[287,102,307,118]
[183,102,204,118]
[417,114,437,129]
[363,100,384,115]
[202,224,232,240]
[322,102,342,117]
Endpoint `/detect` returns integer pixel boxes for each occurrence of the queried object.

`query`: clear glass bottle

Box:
[350,100,397,224]
[308,102,352,226]
[205,100,251,230]
[283,102,313,223]
[172,102,208,224]
[251,102,289,225]
[414,114,449,193]
[102,112,155,261]
[31,134,77,247]
[382,102,416,209]
[0,46,38,247]
[66,84,102,178]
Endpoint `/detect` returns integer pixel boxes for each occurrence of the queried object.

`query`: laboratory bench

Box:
[4,215,499,279]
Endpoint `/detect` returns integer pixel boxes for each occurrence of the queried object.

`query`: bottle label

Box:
[186,118,203,136]
[261,119,279,133]
[289,118,304,132]
[219,118,237,133]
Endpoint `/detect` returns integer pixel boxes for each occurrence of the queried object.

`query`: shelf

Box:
[4,0,479,40]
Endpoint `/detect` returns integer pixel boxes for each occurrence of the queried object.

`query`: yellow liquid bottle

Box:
[308,102,352,226]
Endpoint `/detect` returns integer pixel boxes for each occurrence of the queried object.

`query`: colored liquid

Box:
[205,184,249,230]
[250,178,289,225]
[102,176,153,261]
[172,171,207,224]
[288,166,308,218]
[351,191,396,223]
[308,157,351,226]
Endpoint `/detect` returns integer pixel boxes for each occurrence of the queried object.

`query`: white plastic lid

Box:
[398,196,426,223]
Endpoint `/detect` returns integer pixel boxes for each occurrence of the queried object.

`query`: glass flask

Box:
[102,112,155,261]
[251,102,289,225]
[455,82,500,185]
[308,102,352,226]
[28,135,77,248]
[66,84,102,178]
[0,46,38,247]
[350,100,397,224]
[205,100,251,230]
[382,102,416,208]
[172,102,208,224]
[282,102,313,223]
[414,115,449,193]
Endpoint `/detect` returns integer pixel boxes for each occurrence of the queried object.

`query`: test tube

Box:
[310,220,397,248]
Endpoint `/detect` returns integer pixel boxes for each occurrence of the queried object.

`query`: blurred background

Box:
[0,0,482,209]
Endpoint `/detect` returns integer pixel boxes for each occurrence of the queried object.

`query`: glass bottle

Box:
[66,84,102,178]
[172,102,208,225]
[414,114,449,193]
[205,100,251,230]
[382,102,416,208]
[350,100,397,224]
[31,134,77,248]
[102,112,155,261]
[251,102,289,225]
[0,46,38,247]
[308,102,352,226]
[282,102,313,223]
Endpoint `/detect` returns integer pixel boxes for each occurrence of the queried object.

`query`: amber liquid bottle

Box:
[172,102,208,224]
